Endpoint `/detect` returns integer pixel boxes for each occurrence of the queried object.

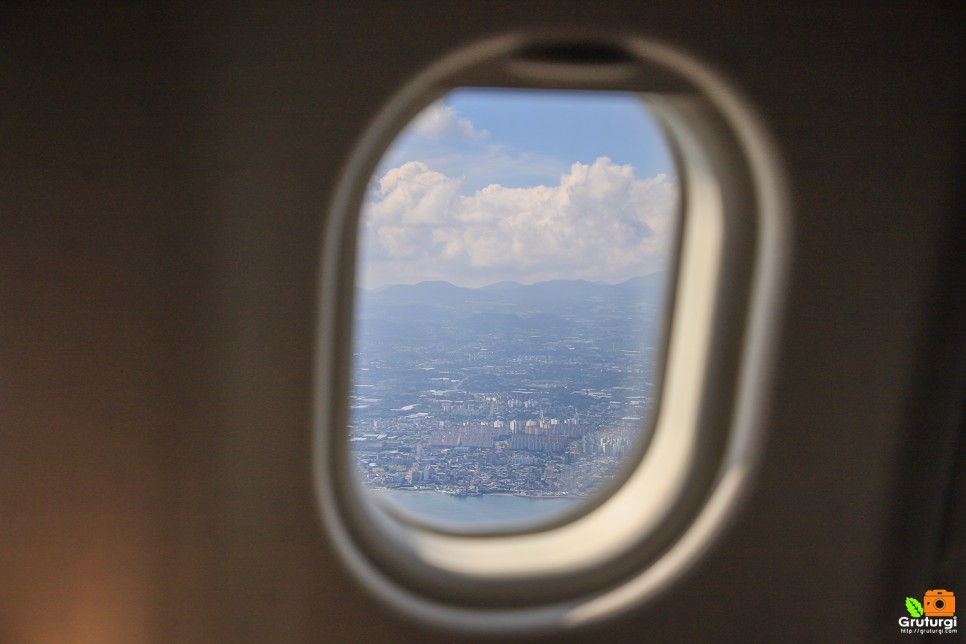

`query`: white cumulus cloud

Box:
[409,102,489,141]
[358,157,678,288]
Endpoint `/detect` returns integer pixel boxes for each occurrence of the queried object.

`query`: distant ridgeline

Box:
[357,272,668,326]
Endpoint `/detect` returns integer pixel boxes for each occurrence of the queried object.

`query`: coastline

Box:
[373,488,590,499]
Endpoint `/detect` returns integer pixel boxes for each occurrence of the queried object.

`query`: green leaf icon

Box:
[906,597,924,618]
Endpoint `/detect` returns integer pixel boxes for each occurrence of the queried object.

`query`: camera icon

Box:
[924,589,956,617]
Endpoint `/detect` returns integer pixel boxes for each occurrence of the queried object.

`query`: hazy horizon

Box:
[357,270,668,292]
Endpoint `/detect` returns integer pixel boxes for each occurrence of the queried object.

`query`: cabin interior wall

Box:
[0,4,963,642]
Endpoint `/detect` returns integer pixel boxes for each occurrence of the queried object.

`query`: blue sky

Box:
[446,89,674,183]
[360,89,679,288]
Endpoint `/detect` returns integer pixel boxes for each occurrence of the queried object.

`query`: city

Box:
[349,274,666,499]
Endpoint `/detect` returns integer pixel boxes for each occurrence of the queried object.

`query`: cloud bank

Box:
[359,157,678,288]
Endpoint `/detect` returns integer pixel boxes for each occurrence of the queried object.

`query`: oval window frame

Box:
[315,32,789,633]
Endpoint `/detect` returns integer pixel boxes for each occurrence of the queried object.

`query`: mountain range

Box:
[353,272,669,342]
[358,272,668,311]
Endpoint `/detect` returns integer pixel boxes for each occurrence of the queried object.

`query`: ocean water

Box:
[375,490,584,531]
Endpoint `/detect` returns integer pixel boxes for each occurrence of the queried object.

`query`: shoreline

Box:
[373,488,589,500]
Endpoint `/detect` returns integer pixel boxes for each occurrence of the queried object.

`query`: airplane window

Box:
[315,34,787,633]
[349,89,680,531]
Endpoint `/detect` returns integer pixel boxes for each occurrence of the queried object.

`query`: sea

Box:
[375,490,584,531]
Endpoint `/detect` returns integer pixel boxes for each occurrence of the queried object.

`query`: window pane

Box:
[350,89,679,531]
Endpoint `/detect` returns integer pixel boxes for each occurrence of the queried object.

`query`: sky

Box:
[357,88,679,289]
